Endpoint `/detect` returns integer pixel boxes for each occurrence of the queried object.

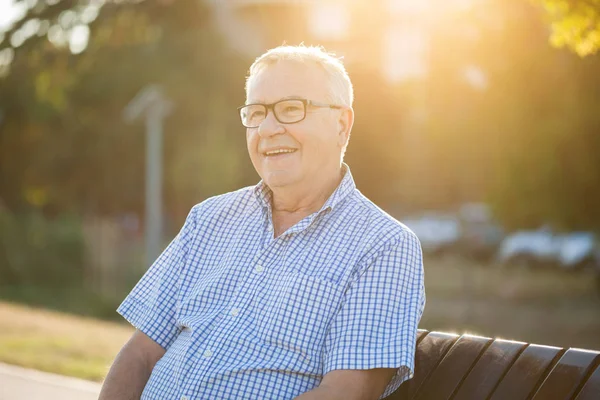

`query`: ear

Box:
[337,107,354,148]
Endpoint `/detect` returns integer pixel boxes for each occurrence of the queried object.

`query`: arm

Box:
[98,330,166,400]
[321,232,426,398]
[102,206,199,398]
[295,369,397,400]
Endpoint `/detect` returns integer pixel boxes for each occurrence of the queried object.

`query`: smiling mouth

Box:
[263,149,298,157]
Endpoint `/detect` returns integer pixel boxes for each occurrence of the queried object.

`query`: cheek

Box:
[315,124,340,150]
[301,134,334,163]
[246,130,258,151]
[296,120,333,148]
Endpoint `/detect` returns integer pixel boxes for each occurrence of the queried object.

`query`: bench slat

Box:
[385,331,599,400]
[452,339,528,400]
[416,329,429,344]
[413,335,491,400]
[531,348,600,400]
[386,332,458,399]
[574,362,600,400]
[489,344,564,400]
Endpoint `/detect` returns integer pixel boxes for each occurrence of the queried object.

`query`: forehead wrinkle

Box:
[247,62,330,104]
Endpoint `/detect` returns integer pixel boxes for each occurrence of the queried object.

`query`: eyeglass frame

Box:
[237,98,346,128]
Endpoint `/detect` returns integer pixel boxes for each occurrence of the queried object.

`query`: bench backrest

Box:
[387,329,600,400]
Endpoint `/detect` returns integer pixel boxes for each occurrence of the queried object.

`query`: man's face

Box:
[245,61,347,191]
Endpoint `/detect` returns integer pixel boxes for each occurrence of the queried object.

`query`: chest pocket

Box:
[254,273,344,360]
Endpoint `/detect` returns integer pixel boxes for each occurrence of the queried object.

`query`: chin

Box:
[264,170,299,188]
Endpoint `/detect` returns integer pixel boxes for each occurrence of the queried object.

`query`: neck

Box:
[271,166,344,216]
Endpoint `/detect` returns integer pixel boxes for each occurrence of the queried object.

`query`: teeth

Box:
[265,149,295,156]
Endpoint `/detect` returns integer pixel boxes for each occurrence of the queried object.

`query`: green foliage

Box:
[414,0,600,231]
[0,1,253,224]
[0,0,599,236]
[536,0,600,56]
[0,211,85,286]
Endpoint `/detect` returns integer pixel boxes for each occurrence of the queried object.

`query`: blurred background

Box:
[0,0,599,384]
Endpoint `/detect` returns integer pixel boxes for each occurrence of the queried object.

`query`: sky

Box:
[0,0,24,32]
[0,0,93,54]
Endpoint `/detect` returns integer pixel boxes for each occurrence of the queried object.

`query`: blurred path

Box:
[0,362,100,400]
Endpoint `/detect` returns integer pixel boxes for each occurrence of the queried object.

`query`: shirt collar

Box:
[253,163,356,215]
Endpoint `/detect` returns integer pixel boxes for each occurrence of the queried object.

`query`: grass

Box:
[0,301,132,381]
[0,256,598,381]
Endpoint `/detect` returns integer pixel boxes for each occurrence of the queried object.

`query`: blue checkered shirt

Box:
[117,164,426,400]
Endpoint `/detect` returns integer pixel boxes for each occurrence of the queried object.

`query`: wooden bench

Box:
[387,329,600,400]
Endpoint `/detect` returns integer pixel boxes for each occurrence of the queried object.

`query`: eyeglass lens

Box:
[240,99,305,127]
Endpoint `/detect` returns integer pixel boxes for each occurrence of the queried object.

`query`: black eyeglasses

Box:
[238,98,344,128]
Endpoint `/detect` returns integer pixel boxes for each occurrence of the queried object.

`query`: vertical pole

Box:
[145,108,163,268]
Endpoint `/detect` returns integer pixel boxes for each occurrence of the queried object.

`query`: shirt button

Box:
[230,308,240,317]
[203,349,213,358]
[255,264,265,273]
[267,225,273,232]
[181,396,189,400]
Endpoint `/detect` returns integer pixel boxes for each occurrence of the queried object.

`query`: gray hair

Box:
[245,45,354,107]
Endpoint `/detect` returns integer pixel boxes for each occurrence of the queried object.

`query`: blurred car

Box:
[497,227,598,270]
[555,232,598,270]
[402,213,462,256]
[456,203,504,261]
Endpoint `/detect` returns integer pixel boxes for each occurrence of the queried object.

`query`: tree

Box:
[536,0,600,56]
[409,0,600,230]
[2,0,600,233]
[0,0,252,224]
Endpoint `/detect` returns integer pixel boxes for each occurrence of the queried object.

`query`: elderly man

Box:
[99,45,425,400]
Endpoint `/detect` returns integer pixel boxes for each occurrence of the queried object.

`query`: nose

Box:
[257,109,285,138]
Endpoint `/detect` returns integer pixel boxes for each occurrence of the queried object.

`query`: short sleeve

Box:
[117,205,198,350]
[323,231,426,398]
